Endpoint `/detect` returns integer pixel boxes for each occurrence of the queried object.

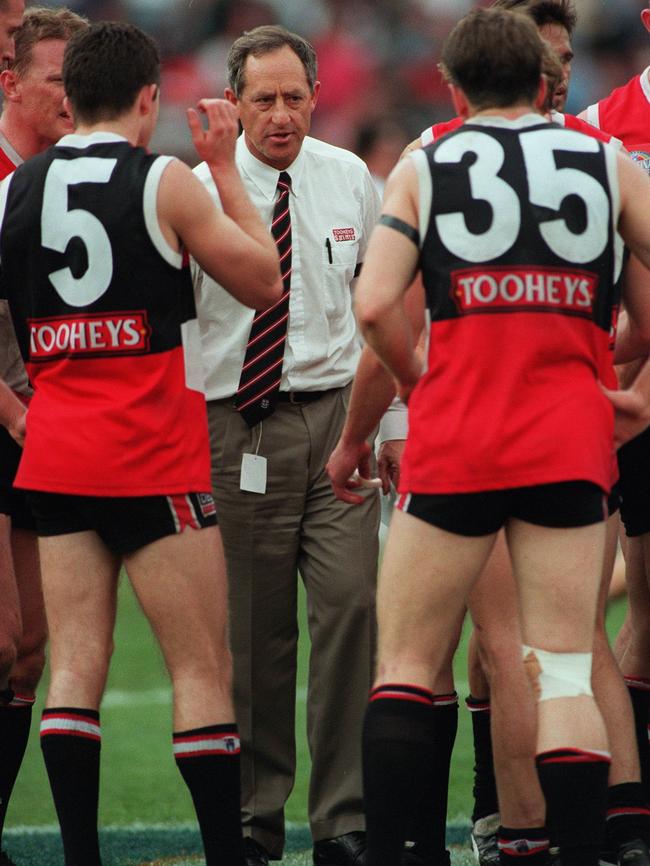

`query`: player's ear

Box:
[534,74,548,113]
[309,79,320,111]
[137,83,157,116]
[63,95,73,123]
[0,68,19,102]
[642,8,650,34]
[224,88,238,106]
[448,84,470,119]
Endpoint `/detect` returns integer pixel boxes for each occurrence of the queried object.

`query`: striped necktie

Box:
[235,171,292,427]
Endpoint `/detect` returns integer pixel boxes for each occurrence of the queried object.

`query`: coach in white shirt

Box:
[193,25,381,866]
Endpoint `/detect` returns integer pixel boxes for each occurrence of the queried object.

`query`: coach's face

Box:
[17,38,72,144]
[227,45,320,170]
[0,0,23,67]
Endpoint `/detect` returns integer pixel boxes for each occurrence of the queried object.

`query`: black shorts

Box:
[0,426,35,531]
[26,491,218,555]
[617,426,650,537]
[397,481,607,537]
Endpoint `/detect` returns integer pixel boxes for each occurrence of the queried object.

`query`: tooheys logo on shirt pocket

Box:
[332,228,356,242]
[28,312,151,360]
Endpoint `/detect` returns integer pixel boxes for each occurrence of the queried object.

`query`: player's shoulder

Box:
[301,135,368,172]
[554,111,622,147]
[600,69,647,108]
[421,116,463,146]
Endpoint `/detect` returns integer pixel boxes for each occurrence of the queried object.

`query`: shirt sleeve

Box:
[377,397,408,444]
[357,166,382,266]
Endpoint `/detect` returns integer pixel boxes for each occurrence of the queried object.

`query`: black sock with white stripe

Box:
[605,782,650,851]
[173,723,244,866]
[467,695,499,823]
[40,707,102,866]
[498,826,549,866]
[0,695,34,843]
[536,748,610,866]
[406,692,458,859]
[363,684,436,866]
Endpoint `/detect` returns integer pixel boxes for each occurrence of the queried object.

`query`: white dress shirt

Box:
[193,134,381,400]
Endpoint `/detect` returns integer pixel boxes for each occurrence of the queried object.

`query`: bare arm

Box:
[0,381,25,446]
[326,266,425,504]
[617,153,650,314]
[399,136,423,161]
[159,99,282,310]
[354,158,422,400]
[604,356,650,447]
[614,304,650,365]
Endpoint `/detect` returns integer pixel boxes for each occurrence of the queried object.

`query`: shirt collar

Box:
[0,131,22,167]
[236,133,306,200]
[466,112,545,129]
[57,131,129,148]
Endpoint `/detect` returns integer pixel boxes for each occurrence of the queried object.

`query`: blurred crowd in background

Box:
[37,0,650,176]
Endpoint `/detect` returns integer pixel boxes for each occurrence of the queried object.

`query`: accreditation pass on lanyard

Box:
[240,424,267,494]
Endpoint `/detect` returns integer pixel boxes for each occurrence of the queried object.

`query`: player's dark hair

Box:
[62,22,160,124]
[491,0,577,36]
[11,7,88,78]
[441,8,544,110]
[227,24,317,96]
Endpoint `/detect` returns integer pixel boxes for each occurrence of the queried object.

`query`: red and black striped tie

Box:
[235,171,292,427]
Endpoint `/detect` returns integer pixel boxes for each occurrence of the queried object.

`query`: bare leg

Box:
[508,519,608,866]
[618,533,650,800]
[41,532,119,709]
[592,513,639,787]
[124,525,234,729]
[469,532,545,830]
[365,509,497,866]
[376,510,496,688]
[10,527,46,699]
[39,531,120,866]
[124,525,243,866]
[0,516,22,690]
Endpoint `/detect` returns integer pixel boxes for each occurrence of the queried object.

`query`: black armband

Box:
[379,214,420,247]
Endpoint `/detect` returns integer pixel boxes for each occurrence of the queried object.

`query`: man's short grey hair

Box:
[227,24,318,97]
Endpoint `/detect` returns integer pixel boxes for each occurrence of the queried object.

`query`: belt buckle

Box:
[288,391,302,404]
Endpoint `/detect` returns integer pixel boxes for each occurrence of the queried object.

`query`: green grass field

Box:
[3,573,628,865]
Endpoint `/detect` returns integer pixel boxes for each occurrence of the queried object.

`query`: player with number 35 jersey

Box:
[401,115,621,496]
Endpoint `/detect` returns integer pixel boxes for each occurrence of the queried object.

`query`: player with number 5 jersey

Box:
[0,21,282,866]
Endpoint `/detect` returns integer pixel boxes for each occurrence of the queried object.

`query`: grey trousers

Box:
[207,385,379,856]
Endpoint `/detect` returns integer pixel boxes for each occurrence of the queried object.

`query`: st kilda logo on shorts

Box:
[28,310,151,360]
[450,266,597,318]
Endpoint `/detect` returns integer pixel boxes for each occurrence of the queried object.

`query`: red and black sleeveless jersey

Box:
[0,131,210,496]
[400,114,622,495]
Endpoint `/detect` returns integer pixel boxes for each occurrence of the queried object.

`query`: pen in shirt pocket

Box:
[325,237,332,264]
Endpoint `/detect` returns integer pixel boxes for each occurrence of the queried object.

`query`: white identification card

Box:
[240,453,268,494]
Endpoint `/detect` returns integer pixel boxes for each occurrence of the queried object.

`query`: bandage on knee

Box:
[522,644,593,701]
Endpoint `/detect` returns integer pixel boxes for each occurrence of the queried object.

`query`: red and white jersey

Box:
[420,111,621,147]
[583,68,650,171]
[0,132,211,497]
[401,114,622,495]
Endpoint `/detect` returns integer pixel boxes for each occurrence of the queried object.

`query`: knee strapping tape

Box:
[522,644,593,701]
